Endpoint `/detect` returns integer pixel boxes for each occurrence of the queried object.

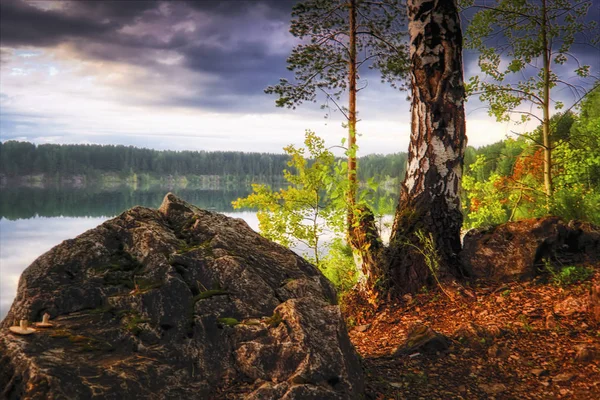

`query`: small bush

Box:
[545,261,594,286]
[318,238,358,293]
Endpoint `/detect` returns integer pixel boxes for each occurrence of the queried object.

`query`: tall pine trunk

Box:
[347,0,358,233]
[386,0,468,294]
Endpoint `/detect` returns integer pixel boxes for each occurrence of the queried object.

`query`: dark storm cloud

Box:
[0,0,116,47]
[0,0,297,49]
[185,0,298,16]
[0,0,298,113]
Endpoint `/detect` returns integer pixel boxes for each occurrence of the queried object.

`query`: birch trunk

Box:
[387,0,468,294]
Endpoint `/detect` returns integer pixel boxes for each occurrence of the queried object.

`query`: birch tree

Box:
[386,0,468,294]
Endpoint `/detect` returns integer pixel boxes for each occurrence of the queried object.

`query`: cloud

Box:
[1,0,298,112]
[0,0,120,47]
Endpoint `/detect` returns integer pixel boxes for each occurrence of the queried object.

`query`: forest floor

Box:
[345,266,600,399]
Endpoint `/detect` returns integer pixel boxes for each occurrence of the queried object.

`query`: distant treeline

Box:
[0,141,408,183]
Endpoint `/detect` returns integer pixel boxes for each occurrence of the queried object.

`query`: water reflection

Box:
[0,186,261,320]
[0,186,254,220]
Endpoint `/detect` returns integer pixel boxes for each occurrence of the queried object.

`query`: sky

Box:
[0,0,598,155]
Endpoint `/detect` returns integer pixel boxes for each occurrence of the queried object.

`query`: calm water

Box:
[0,186,260,320]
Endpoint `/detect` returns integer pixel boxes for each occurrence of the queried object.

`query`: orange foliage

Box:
[512,148,544,182]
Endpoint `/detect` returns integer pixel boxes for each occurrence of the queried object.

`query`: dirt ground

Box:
[345,267,600,399]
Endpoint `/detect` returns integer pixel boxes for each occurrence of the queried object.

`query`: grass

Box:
[193,289,229,302]
[544,260,594,287]
[264,312,283,328]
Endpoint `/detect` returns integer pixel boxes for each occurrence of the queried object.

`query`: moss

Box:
[124,313,150,336]
[217,317,239,327]
[177,239,214,256]
[115,309,130,318]
[93,252,143,274]
[103,273,135,289]
[264,312,283,328]
[89,305,116,315]
[193,289,229,302]
[92,263,122,273]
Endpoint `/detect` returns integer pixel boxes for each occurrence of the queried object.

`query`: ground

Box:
[345,266,600,399]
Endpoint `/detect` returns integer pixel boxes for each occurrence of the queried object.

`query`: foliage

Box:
[318,238,358,292]
[462,156,509,228]
[233,131,348,266]
[464,0,599,197]
[544,260,594,287]
[462,88,600,227]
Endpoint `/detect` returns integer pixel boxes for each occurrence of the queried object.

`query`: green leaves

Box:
[233,131,347,265]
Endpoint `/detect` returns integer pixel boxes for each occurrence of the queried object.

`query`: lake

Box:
[0,185,260,320]
[0,184,396,321]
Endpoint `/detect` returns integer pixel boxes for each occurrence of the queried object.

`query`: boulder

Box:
[0,193,364,399]
[461,217,600,282]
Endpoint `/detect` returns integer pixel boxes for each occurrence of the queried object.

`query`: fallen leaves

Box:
[347,266,600,399]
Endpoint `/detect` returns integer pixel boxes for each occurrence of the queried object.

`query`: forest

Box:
[0,140,406,184]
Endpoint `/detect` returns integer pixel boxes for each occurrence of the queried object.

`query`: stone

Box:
[478,383,507,395]
[554,296,588,317]
[553,373,576,384]
[461,217,600,282]
[531,368,549,377]
[574,345,598,363]
[487,344,510,359]
[454,322,504,348]
[395,323,450,355]
[0,193,364,399]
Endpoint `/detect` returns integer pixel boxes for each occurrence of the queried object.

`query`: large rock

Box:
[0,194,364,399]
[461,217,600,282]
